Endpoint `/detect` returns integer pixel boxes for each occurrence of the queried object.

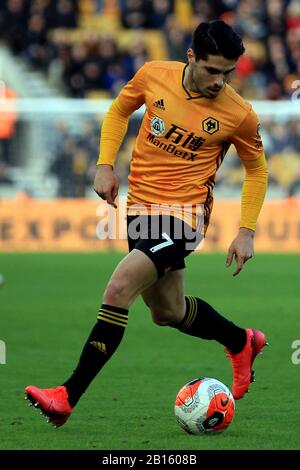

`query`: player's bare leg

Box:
[142,269,186,326]
[25,249,158,426]
[103,249,157,308]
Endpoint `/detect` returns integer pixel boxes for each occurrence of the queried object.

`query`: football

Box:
[174,377,235,435]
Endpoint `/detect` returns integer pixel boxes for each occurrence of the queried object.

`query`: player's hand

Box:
[93,164,119,208]
[226,228,255,276]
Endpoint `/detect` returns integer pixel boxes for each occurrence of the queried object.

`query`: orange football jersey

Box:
[99,61,264,229]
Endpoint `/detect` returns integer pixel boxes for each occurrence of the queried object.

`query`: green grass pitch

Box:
[0,252,299,450]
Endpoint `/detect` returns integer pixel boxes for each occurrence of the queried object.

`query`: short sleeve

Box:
[117,63,149,114]
[230,108,264,161]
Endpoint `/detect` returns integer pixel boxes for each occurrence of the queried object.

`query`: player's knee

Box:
[151,307,182,327]
[104,277,130,306]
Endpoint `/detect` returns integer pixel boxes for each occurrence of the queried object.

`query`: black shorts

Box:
[127,215,202,278]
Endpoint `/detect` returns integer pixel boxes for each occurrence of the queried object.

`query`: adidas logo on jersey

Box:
[153,99,165,110]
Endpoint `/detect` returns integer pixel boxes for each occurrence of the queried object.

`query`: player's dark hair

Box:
[192,20,245,61]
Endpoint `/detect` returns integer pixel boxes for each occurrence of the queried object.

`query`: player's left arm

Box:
[226,109,268,276]
[95,63,149,206]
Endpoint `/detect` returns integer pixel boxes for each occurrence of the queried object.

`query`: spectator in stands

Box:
[63,43,88,97]
[148,0,174,29]
[165,15,190,61]
[0,84,18,165]
[50,136,77,196]
[119,0,151,29]
[0,162,13,185]
[24,13,54,69]
[0,0,28,54]
[46,0,78,29]
[122,35,149,78]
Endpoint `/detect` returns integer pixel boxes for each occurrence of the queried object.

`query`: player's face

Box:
[187,50,237,98]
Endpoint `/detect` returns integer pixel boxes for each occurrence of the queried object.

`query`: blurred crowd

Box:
[0,0,300,99]
[0,0,299,199]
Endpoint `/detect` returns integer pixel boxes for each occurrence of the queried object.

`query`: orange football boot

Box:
[25,385,72,428]
[226,328,268,400]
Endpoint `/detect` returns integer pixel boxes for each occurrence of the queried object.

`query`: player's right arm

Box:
[94,97,130,207]
[94,64,149,206]
[94,162,119,208]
